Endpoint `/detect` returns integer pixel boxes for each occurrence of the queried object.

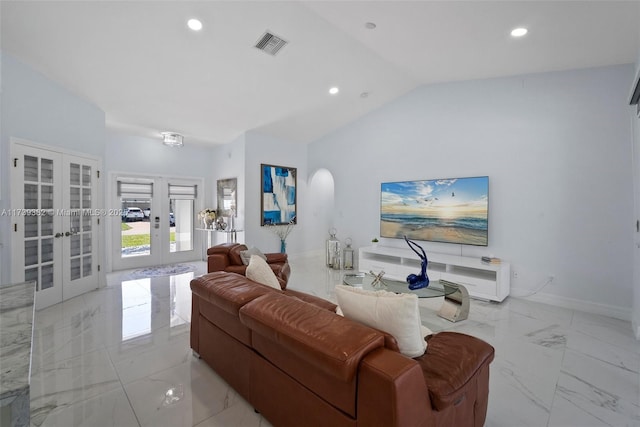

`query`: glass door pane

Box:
[23,154,56,292]
[121,198,151,258]
[170,199,193,253]
[61,155,99,302]
[113,177,161,270]
[118,180,153,259]
[68,162,94,280]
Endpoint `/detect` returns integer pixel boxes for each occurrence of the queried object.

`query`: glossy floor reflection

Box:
[29,255,640,426]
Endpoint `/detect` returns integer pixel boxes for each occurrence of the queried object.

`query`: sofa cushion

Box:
[239,292,385,417]
[246,255,281,289]
[335,284,427,358]
[240,247,267,265]
[416,332,495,411]
[283,289,338,312]
[191,272,274,317]
[225,265,248,275]
[240,292,384,382]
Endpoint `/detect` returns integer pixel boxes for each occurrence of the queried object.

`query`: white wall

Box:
[0,53,106,284]
[244,131,308,254]
[308,64,635,317]
[632,52,640,338]
[210,133,246,226]
[104,131,215,206]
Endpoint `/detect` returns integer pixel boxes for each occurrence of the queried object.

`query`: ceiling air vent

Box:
[254,31,288,56]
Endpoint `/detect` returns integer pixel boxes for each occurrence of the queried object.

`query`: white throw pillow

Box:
[246,255,281,289]
[334,284,427,358]
[240,247,267,265]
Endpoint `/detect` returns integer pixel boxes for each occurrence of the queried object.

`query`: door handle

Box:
[55,232,63,238]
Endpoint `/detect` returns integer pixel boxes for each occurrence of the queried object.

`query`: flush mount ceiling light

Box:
[161,132,184,147]
[187,19,203,31]
[365,22,377,30]
[510,27,528,37]
[329,87,340,95]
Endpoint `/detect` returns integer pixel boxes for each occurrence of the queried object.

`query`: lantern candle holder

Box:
[326,228,340,268]
[343,238,354,270]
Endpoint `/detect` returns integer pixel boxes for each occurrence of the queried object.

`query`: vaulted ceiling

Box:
[2,1,639,146]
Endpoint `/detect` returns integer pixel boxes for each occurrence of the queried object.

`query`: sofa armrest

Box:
[207,253,230,273]
[207,243,236,255]
[358,348,434,427]
[265,253,288,264]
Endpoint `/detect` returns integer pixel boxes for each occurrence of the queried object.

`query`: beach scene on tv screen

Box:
[381,176,488,246]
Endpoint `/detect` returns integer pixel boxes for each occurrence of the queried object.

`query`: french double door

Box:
[111,174,201,271]
[11,141,100,310]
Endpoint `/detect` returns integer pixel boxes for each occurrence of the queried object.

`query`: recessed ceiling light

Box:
[360,92,369,98]
[511,27,528,37]
[187,19,203,31]
[329,87,339,95]
[365,22,377,30]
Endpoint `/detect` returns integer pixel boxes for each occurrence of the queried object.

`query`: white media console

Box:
[358,246,510,302]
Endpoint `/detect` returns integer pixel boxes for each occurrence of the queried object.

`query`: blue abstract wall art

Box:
[261,164,297,225]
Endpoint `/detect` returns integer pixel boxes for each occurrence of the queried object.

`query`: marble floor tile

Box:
[27,255,639,427]
[123,358,242,427]
[484,339,564,427]
[565,328,640,376]
[555,349,640,421]
[569,310,640,355]
[30,388,139,427]
[193,396,271,427]
[30,350,122,425]
[33,294,94,330]
[107,325,192,385]
[550,372,640,426]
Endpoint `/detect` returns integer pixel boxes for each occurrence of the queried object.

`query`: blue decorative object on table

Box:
[404,236,429,290]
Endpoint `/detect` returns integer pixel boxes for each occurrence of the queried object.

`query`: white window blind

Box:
[169,184,197,200]
[117,180,153,198]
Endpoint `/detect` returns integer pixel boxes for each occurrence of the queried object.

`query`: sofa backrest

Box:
[191,271,275,345]
[239,292,384,418]
[228,244,248,265]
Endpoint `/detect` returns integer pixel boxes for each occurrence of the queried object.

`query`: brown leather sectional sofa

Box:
[190,271,494,427]
[206,243,291,289]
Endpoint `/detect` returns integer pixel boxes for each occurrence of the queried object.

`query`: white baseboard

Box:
[514,291,632,322]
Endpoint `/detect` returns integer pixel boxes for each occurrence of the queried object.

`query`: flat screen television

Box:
[380,176,489,246]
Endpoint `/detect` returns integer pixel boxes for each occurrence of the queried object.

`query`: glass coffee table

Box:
[342,273,470,322]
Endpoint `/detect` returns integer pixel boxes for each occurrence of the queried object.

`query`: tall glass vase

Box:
[280,239,286,254]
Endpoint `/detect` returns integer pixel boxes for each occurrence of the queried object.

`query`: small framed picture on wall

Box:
[261,163,297,225]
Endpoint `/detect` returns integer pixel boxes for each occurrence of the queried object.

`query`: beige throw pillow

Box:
[335,284,428,358]
[246,254,281,289]
[240,247,267,265]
